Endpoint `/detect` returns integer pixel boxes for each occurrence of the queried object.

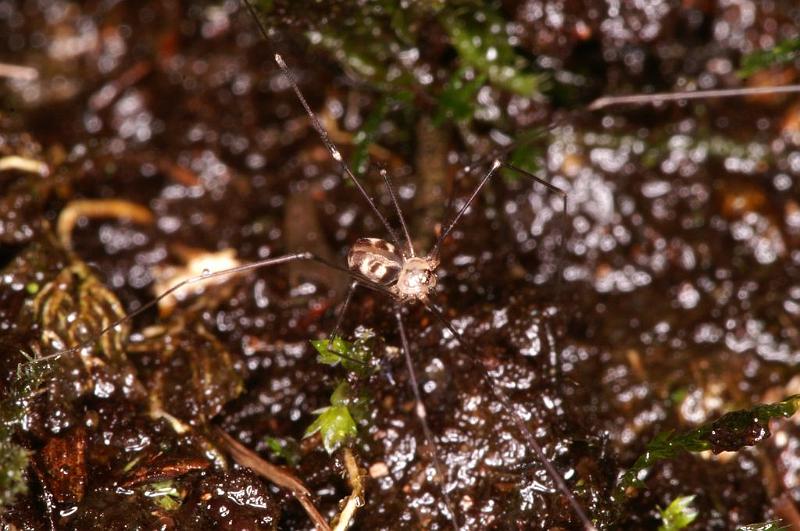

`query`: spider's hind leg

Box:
[422,301,595,531]
[395,307,460,531]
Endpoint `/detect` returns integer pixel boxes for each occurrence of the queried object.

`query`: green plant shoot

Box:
[658,495,698,531]
[305,382,366,454]
[617,394,800,498]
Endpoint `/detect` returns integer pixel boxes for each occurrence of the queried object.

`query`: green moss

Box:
[310,329,374,376]
[0,353,54,511]
[0,442,30,510]
[305,404,357,454]
[143,480,183,511]
[435,68,486,125]
[304,382,366,453]
[738,37,800,77]
[440,7,545,97]
[251,0,547,133]
[617,394,800,498]
[263,436,301,466]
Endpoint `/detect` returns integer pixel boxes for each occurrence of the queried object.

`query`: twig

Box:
[0,155,49,175]
[331,447,365,531]
[588,84,800,110]
[213,427,332,531]
[774,493,800,530]
[88,60,152,111]
[0,62,38,81]
[56,199,154,250]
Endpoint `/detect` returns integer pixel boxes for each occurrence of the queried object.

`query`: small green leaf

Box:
[143,480,182,511]
[310,330,374,376]
[264,436,301,466]
[305,382,365,453]
[122,455,142,473]
[330,381,351,406]
[304,405,358,454]
[658,495,698,531]
[330,381,369,422]
[311,336,353,367]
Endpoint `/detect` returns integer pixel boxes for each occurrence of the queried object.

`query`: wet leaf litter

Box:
[2,1,800,530]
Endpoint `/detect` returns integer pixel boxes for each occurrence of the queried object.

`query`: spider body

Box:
[393,255,439,301]
[347,237,439,301]
[346,237,402,285]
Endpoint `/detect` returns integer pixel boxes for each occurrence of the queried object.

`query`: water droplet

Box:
[201,268,211,277]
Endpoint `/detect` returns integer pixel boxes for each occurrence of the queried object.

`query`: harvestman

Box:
[33,61,590,531]
[33,3,800,529]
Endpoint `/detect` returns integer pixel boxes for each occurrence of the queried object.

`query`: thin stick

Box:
[380,168,415,257]
[213,427,332,531]
[0,62,38,81]
[331,448,365,531]
[396,308,460,531]
[588,84,800,110]
[0,155,49,175]
[422,302,595,531]
[240,0,404,253]
[57,199,154,250]
[429,160,501,260]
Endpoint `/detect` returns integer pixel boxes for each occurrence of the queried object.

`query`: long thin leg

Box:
[380,168,414,257]
[429,159,501,260]
[430,160,568,270]
[501,162,569,301]
[240,0,404,253]
[422,302,595,531]
[588,83,800,110]
[34,251,373,363]
[329,281,359,342]
[320,281,374,371]
[501,162,570,385]
[395,308,459,531]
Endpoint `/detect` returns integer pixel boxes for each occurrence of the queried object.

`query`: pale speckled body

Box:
[347,238,402,285]
[346,237,439,301]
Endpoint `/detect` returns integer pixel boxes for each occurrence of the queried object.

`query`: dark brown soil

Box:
[1,1,799,530]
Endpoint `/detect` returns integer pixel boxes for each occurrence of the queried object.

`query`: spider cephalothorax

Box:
[346,237,439,301]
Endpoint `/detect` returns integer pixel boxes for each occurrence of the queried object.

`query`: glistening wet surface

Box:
[1,1,799,529]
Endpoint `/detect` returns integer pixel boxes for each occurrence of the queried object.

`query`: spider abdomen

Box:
[347,238,402,285]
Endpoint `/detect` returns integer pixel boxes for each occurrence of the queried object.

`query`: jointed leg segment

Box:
[430,160,568,262]
[395,307,459,531]
[421,302,595,531]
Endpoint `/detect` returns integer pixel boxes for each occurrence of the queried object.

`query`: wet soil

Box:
[1,1,800,530]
